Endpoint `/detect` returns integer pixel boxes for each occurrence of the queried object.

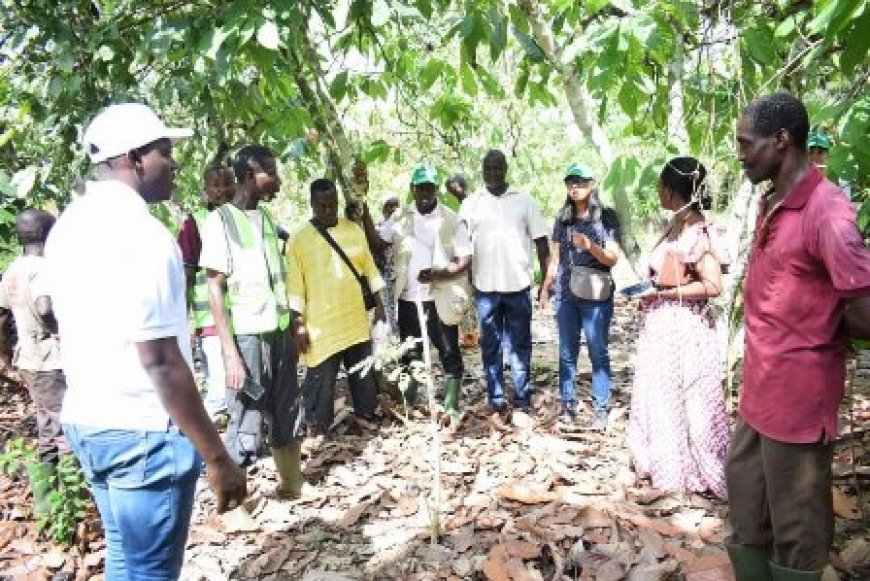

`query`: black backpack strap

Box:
[310,220,365,287]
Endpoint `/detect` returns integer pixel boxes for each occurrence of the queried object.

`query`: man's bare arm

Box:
[206,270,247,390]
[136,337,246,512]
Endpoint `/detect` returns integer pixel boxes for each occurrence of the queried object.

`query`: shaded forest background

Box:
[0,0,867,249]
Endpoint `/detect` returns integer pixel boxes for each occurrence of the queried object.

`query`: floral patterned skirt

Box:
[628,298,729,499]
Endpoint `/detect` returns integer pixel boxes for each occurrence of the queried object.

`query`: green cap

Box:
[564,162,593,180]
[807,130,832,150]
[411,163,439,186]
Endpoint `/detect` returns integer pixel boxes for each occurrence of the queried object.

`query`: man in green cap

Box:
[807,130,832,170]
[373,163,472,419]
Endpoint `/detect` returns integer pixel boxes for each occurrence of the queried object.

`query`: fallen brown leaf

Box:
[499,481,557,504]
[637,526,666,559]
[840,538,870,569]
[665,542,697,565]
[832,487,861,520]
[576,506,613,528]
[685,552,731,573]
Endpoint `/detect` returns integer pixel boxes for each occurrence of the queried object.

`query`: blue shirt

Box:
[551,207,620,301]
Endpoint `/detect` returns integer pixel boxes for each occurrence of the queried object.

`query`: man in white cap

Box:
[43,103,246,579]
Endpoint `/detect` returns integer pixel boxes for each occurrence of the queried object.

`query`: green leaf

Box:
[363,139,391,163]
[55,50,75,73]
[330,70,350,101]
[742,26,777,66]
[458,14,474,38]
[515,64,530,97]
[256,21,282,50]
[417,0,432,19]
[508,4,529,32]
[476,66,502,97]
[774,15,797,37]
[809,0,865,37]
[201,26,234,61]
[839,10,870,75]
[513,28,546,63]
[488,7,507,60]
[0,206,15,225]
[618,81,639,117]
[460,62,478,97]
[419,59,444,90]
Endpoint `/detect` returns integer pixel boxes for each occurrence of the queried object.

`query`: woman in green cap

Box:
[541,163,621,430]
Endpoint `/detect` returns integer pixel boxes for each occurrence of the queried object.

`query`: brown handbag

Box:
[655,247,693,288]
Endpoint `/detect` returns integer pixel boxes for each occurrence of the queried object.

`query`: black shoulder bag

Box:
[311,220,377,311]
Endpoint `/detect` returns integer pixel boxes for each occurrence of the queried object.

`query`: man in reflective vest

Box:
[177,158,234,420]
[199,144,303,497]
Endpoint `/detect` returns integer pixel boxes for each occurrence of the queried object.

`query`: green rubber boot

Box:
[726,544,773,581]
[273,443,303,498]
[402,377,419,408]
[769,561,823,581]
[26,461,56,519]
[443,377,460,418]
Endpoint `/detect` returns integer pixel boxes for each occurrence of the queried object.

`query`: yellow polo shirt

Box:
[286,219,385,367]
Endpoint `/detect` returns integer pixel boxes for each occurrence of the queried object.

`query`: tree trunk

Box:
[667,30,689,151]
[286,18,362,203]
[716,179,760,404]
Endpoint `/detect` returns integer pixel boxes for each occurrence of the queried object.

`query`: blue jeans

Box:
[63,424,201,580]
[476,288,533,406]
[555,298,613,411]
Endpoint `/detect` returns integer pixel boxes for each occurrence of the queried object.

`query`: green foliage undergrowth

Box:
[1,437,92,547]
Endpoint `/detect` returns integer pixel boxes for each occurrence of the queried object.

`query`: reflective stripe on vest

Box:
[215,204,291,331]
[189,208,215,329]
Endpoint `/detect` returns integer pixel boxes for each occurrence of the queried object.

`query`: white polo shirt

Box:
[459,187,548,293]
[44,180,193,431]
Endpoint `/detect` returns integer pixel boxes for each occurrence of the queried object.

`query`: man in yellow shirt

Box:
[286,178,386,435]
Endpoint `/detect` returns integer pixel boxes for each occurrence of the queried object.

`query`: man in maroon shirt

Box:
[178,159,235,420]
[727,93,870,580]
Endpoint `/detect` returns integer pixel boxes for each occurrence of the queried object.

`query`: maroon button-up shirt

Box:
[740,166,870,443]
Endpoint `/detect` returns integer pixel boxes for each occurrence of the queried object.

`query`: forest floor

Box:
[1,301,869,580]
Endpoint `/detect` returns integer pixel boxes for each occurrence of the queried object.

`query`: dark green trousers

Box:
[725,417,833,571]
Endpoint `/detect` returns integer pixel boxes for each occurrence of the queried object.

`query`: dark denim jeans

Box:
[475,288,533,406]
[63,424,201,580]
[555,297,613,411]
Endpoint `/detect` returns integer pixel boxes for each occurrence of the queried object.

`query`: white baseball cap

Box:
[82,103,193,163]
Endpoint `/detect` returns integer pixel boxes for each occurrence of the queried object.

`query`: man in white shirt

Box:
[459,150,550,412]
[376,164,472,419]
[45,103,246,579]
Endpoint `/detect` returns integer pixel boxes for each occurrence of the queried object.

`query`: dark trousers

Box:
[397,300,463,379]
[301,340,379,432]
[475,288,533,406]
[20,369,68,464]
[726,417,834,571]
[224,329,302,466]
